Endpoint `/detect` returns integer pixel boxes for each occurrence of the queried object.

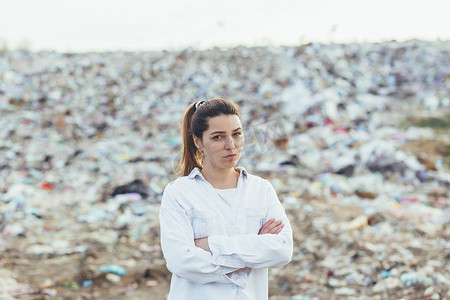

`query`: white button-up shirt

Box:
[159,167,293,300]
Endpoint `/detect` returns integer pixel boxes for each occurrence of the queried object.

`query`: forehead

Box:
[206,114,242,132]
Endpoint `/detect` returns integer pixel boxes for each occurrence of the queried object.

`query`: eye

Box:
[212,135,222,140]
[233,132,242,137]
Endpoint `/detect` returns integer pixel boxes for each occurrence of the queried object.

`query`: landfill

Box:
[0,39,449,299]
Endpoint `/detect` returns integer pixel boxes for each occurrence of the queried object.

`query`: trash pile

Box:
[0,39,449,299]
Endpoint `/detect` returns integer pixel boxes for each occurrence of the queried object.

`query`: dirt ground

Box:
[2,196,449,300]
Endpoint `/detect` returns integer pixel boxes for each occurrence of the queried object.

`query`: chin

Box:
[220,161,238,169]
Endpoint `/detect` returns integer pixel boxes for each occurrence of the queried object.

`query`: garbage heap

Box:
[0,40,449,299]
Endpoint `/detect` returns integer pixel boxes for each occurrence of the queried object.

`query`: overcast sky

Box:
[1,0,449,52]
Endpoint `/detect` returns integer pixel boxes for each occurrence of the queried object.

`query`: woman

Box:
[159,98,293,300]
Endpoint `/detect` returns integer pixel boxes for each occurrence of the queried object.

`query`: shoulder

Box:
[161,176,195,210]
[244,171,273,190]
[163,175,193,194]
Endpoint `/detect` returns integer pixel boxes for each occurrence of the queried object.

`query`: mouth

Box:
[224,154,237,159]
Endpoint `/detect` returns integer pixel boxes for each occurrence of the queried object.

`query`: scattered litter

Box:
[0,40,448,299]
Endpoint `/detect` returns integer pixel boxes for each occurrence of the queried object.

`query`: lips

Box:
[224,154,237,158]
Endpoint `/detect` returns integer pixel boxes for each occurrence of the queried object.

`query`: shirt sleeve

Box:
[208,180,293,269]
[159,184,241,285]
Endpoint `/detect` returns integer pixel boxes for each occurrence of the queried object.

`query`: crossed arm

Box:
[194,218,285,274]
[194,218,284,252]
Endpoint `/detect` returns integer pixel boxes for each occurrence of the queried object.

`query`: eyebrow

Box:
[209,127,242,135]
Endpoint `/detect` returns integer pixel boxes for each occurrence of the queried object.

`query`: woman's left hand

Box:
[258,218,284,235]
[194,237,210,252]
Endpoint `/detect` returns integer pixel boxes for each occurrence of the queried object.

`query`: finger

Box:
[259,226,270,234]
[268,226,280,234]
[268,220,283,230]
[261,218,275,228]
[259,219,275,234]
[264,223,279,233]
[262,220,282,233]
[274,225,284,234]
[272,220,282,225]
[268,223,284,234]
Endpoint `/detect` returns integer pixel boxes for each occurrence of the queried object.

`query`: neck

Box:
[201,164,239,189]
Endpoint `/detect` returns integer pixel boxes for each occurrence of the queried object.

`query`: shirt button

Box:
[242,283,247,288]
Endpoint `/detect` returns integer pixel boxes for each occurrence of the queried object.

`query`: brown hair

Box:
[177,98,240,176]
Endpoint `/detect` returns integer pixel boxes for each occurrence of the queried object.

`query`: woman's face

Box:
[194,114,245,171]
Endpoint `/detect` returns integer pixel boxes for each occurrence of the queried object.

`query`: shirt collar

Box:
[188,167,248,180]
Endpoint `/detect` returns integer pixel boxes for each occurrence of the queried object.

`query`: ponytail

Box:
[177,102,203,176]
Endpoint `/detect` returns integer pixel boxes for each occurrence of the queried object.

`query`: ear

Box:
[193,134,203,151]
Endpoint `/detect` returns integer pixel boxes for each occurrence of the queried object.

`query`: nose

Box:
[224,136,235,149]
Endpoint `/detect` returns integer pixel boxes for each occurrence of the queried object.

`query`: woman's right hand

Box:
[258,218,284,235]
